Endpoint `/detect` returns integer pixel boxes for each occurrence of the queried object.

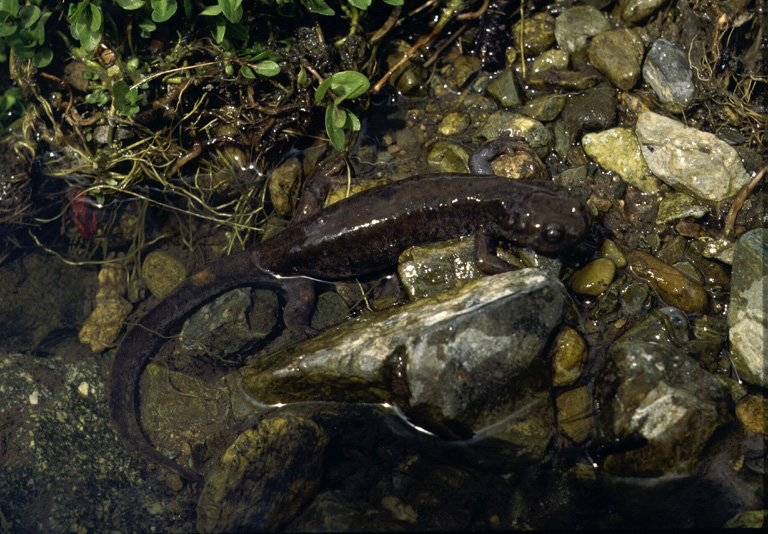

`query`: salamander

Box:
[109,138,589,482]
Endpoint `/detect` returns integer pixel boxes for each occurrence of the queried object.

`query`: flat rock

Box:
[239,269,568,438]
[727,228,768,388]
[635,112,751,202]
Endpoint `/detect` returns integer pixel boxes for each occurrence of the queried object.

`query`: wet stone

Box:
[268,157,302,217]
[587,28,645,91]
[238,269,568,438]
[529,49,569,74]
[552,326,587,387]
[78,263,132,353]
[727,228,768,388]
[671,261,703,286]
[699,236,735,265]
[556,386,593,443]
[512,12,555,58]
[570,258,616,297]
[599,239,627,268]
[619,282,654,318]
[656,234,687,265]
[526,65,604,91]
[735,395,768,437]
[474,111,553,157]
[522,94,567,122]
[642,39,695,113]
[142,250,187,299]
[437,112,471,136]
[447,55,482,90]
[589,274,626,320]
[614,306,691,348]
[427,140,471,173]
[462,93,498,124]
[656,192,709,224]
[196,414,329,532]
[554,5,610,55]
[627,250,708,313]
[582,127,659,193]
[398,237,485,299]
[620,0,668,23]
[562,85,618,138]
[141,362,225,465]
[636,113,752,202]
[486,69,522,108]
[596,320,729,476]
[180,288,278,361]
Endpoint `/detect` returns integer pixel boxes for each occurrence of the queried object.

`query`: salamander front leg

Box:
[474,230,515,274]
[292,154,347,223]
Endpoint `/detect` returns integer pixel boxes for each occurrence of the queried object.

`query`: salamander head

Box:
[500,191,589,255]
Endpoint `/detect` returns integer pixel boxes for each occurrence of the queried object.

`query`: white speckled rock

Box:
[728,228,768,388]
[635,112,751,202]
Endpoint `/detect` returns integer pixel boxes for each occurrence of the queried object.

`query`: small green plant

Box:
[111,80,140,116]
[0,85,24,128]
[315,70,369,150]
[235,43,281,78]
[0,0,52,67]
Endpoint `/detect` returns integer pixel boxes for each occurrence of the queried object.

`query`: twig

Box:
[724,163,767,236]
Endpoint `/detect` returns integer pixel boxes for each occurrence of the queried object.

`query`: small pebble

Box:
[627,250,708,313]
[571,258,616,296]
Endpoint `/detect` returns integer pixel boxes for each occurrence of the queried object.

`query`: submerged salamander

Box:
[109,138,588,481]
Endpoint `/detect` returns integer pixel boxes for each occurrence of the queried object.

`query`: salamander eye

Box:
[543,226,565,244]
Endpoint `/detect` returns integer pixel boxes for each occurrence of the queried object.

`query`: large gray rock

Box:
[239,269,568,439]
[728,228,768,388]
[595,309,729,476]
[642,39,695,112]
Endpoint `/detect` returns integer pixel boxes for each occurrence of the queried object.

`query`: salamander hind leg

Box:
[282,277,319,338]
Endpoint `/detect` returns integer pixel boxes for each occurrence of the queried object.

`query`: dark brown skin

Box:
[109,139,588,482]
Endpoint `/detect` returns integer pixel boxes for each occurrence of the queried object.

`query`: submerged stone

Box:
[596,331,729,476]
[728,228,768,388]
[239,269,568,439]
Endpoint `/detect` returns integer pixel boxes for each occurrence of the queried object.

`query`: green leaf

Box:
[116,0,146,10]
[344,109,361,131]
[225,21,248,41]
[0,0,18,17]
[218,0,242,23]
[315,71,369,104]
[331,105,346,129]
[18,5,40,29]
[151,0,177,23]
[382,0,403,5]
[347,0,372,10]
[239,65,255,79]
[138,17,155,34]
[300,0,334,16]
[315,77,332,104]
[208,15,225,43]
[252,60,280,77]
[33,47,52,68]
[112,80,140,116]
[74,19,101,50]
[325,106,346,150]
[0,21,16,37]
[88,4,101,32]
[199,5,221,16]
